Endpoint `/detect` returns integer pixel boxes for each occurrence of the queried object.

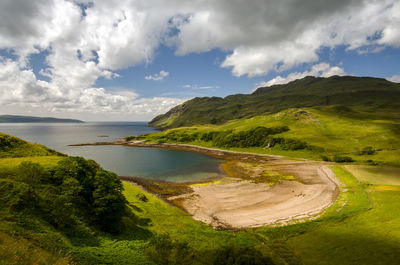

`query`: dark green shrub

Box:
[211,126,289,148]
[359,146,376,155]
[333,155,354,163]
[366,159,378,165]
[125,136,136,141]
[320,155,330,162]
[17,161,50,185]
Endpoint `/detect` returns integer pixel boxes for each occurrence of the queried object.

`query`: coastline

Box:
[71,139,340,229]
[70,140,289,162]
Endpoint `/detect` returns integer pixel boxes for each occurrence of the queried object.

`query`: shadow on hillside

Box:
[112,206,153,241]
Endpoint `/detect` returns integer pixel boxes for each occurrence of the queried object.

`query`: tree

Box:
[92,169,126,233]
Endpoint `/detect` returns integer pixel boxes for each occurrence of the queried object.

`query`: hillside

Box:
[0,115,83,123]
[139,105,400,166]
[149,76,400,129]
[0,132,63,158]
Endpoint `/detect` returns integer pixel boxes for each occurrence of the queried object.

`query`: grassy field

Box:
[139,106,400,166]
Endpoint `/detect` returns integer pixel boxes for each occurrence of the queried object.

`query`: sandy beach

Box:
[169,165,339,228]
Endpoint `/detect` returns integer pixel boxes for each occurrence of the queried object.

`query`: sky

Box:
[0,0,399,121]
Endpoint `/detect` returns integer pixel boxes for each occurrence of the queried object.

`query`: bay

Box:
[0,122,222,183]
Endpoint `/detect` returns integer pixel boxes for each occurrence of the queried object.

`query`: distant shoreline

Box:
[0,115,83,123]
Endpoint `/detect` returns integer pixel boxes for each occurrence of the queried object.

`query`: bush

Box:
[211,126,289,148]
[320,155,330,162]
[263,137,310,150]
[17,161,50,185]
[358,146,376,155]
[333,155,354,163]
[3,157,128,234]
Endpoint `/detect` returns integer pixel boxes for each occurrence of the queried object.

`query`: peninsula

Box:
[0,115,83,123]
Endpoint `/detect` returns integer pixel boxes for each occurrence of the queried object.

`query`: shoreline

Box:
[71,140,340,229]
[70,140,309,162]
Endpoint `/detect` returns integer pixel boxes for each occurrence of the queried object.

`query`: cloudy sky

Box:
[0,0,399,121]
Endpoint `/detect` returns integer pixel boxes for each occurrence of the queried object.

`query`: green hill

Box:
[140,105,400,166]
[0,132,63,158]
[0,115,83,123]
[149,76,400,129]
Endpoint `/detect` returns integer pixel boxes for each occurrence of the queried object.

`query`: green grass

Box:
[0,156,63,170]
[0,233,72,265]
[344,165,400,185]
[139,106,400,166]
[0,132,63,158]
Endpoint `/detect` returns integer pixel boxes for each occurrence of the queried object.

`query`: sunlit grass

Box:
[141,106,400,165]
[0,156,63,171]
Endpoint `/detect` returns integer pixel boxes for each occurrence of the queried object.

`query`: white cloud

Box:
[182,84,219,90]
[256,63,346,88]
[145,70,169,81]
[387,75,400,83]
[2,0,399,79]
[0,57,183,120]
[0,0,399,119]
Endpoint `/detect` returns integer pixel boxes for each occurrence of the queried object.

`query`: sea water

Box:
[0,122,221,183]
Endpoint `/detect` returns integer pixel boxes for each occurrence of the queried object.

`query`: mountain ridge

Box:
[149,75,400,129]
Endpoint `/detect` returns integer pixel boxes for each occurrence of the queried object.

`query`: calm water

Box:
[0,122,222,182]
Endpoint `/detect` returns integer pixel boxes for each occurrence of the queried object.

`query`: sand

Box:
[169,164,339,229]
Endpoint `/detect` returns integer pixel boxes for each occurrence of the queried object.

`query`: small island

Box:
[0,115,84,123]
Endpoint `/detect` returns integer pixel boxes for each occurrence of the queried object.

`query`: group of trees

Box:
[139,125,313,151]
[2,157,127,233]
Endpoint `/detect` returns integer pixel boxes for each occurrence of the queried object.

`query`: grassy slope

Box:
[149,76,400,129]
[141,105,400,166]
[0,156,73,265]
[0,132,63,158]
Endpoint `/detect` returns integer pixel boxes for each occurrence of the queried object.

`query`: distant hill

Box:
[149,75,400,129]
[0,115,83,123]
